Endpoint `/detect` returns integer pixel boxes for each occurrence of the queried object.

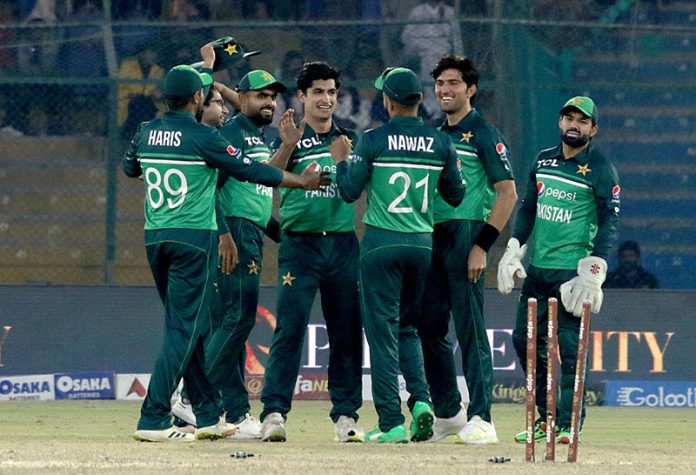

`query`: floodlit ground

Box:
[0,400,694,474]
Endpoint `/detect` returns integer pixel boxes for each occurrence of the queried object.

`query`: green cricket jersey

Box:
[273,122,357,232]
[123,110,283,231]
[336,116,465,233]
[218,114,274,228]
[435,108,514,223]
[513,143,620,269]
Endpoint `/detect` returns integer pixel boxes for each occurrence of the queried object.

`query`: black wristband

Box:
[474,223,500,253]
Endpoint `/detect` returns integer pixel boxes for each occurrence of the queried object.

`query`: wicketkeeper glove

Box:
[560,256,608,317]
[497,238,527,295]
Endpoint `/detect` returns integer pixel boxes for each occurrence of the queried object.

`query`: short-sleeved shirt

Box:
[336,116,465,233]
[273,121,358,233]
[513,143,621,269]
[122,111,283,231]
[435,108,514,223]
[218,113,274,228]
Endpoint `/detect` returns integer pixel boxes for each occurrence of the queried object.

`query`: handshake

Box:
[496,238,607,317]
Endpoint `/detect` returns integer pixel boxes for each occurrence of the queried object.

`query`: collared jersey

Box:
[336,116,465,233]
[513,143,621,269]
[122,110,283,231]
[435,108,514,223]
[273,121,357,232]
[218,114,274,228]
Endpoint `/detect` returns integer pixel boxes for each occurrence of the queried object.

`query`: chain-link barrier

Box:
[0,1,695,287]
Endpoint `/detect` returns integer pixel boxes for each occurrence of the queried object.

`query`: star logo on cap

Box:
[282,272,295,286]
[247,260,259,275]
[461,131,474,143]
[577,164,591,176]
[261,71,273,81]
[570,97,583,105]
[224,43,238,55]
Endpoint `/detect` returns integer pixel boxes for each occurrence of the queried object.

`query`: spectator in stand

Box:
[605,240,659,289]
[334,83,372,133]
[401,0,456,118]
[0,3,16,71]
[59,0,107,134]
[273,50,305,125]
[112,0,162,20]
[166,0,211,21]
[118,45,165,138]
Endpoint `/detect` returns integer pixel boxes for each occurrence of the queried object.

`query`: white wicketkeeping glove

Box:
[560,256,608,317]
[497,238,528,295]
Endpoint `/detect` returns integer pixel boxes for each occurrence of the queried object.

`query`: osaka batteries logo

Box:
[537,182,545,197]
[612,185,621,200]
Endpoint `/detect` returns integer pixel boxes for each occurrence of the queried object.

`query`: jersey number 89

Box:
[145,168,188,209]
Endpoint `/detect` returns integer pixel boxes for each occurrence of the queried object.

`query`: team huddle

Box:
[122,39,620,444]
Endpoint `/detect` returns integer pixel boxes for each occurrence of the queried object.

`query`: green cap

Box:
[162,65,213,97]
[237,70,287,93]
[190,36,261,72]
[560,96,598,122]
[374,67,422,106]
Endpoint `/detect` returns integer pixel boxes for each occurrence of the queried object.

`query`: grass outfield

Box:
[0,401,695,474]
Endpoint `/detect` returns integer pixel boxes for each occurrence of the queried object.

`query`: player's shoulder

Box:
[536,145,560,160]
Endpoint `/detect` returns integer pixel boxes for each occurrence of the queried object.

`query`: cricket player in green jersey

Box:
[497,96,620,444]
[259,62,365,443]
[420,55,517,445]
[206,70,306,439]
[332,67,465,443]
[123,57,329,442]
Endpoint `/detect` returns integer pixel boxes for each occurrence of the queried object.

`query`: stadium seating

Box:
[572,0,696,288]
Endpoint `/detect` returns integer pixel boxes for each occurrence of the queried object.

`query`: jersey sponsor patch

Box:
[537,181,545,197]
[496,143,508,160]
[612,185,621,200]
[226,145,241,156]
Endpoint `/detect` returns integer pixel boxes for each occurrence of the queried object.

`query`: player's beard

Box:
[561,128,590,148]
[249,110,273,127]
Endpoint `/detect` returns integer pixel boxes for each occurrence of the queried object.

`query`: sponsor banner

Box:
[246,375,264,400]
[491,380,602,406]
[0,374,54,401]
[1,286,695,386]
[605,380,696,408]
[115,373,150,400]
[54,371,115,400]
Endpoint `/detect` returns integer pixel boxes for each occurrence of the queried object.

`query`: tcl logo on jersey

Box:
[537,183,576,201]
[612,185,621,200]
[226,145,240,156]
[536,158,559,168]
[244,136,264,146]
[295,136,323,150]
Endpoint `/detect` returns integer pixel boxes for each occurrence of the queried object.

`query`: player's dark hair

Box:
[296,62,341,93]
[164,93,195,111]
[431,54,479,100]
[619,240,641,256]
